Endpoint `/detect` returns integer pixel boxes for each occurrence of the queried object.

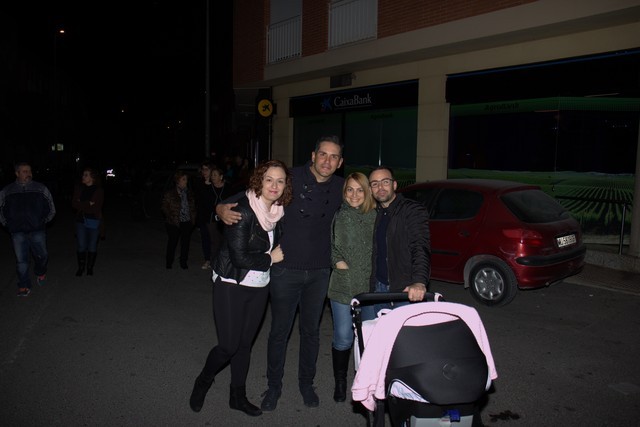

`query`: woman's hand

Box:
[335,261,349,270]
[216,203,241,225]
[271,245,284,264]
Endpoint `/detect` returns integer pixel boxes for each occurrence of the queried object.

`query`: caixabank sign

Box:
[290,80,418,117]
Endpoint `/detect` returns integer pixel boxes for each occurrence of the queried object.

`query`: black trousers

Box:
[198,278,269,387]
[165,221,193,266]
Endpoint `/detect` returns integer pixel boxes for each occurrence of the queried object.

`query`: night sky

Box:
[3,2,232,171]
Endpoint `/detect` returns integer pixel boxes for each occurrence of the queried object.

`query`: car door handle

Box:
[458,229,470,237]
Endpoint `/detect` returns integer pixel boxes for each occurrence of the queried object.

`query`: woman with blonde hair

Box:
[327,172,376,402]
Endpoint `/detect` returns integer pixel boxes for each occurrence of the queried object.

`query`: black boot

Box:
[229,385,262,416]
[87,252,97,275]
[332,348,351,402]
[189,375,214,413]
[75,252,87,276]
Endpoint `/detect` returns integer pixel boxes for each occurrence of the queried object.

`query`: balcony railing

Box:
[267,16,302,64]
[329,0,377,48]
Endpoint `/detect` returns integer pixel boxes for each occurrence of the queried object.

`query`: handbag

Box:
[84,217,101,229]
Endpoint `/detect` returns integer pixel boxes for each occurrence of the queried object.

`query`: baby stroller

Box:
[350,292,497,427]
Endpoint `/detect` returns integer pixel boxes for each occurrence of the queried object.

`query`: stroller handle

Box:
[351,292,442,307]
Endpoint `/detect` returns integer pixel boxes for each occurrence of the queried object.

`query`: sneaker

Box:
[17,287,31,297]
[37,274,47,286]
[260,388,281,411]
[201,261,211,270]
[300,385,319,408]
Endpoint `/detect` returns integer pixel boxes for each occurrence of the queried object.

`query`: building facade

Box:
[232,0,639,183]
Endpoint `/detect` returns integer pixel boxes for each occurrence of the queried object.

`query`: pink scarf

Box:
[246,190,284,232]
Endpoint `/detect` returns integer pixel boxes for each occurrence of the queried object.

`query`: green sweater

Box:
[328,201,376,304]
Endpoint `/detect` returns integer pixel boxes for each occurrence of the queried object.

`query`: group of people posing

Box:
[189,135,431,417]
[0,138,430,417]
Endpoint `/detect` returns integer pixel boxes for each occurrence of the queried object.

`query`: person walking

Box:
[194,162,230,269]
[217,135,345,410]
[161,170,196,269]
[327,172,376,402]
[72,167,104,276]
[0,162,56,296]
[189,160,292,416]
[363,166,431,320]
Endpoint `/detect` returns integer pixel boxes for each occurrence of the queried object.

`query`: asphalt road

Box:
[1,195,639,426]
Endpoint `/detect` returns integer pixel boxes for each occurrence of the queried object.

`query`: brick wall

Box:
[302,0,329,56]
[232,0,537,85]
[378,0,536,37]
[233,0,269,86]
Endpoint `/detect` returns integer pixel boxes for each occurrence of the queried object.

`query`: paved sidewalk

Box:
[564,263,640,295]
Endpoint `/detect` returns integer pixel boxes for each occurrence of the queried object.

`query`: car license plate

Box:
[557,234,577,247]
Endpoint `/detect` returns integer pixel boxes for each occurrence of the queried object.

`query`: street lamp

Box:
[52,27,65,151]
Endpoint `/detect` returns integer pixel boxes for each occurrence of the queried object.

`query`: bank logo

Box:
[334,94,372,108]
[320,97,333,112]
[320,93,374,113]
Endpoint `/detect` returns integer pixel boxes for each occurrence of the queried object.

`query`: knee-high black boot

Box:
[76,252,87,276]
[86,252,97,275]
[332,348,351,402]
[229,385,262,416]
[189,374,214,413]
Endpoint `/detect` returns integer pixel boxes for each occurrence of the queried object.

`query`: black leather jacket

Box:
[212,195,282,283]
[369,193,431,292]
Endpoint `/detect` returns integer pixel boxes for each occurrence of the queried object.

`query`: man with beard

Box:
[363,166,430,320]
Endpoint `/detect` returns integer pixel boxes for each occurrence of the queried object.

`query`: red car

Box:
[398,179,586,306]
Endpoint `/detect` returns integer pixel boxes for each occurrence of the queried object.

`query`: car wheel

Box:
[469,260,517,307]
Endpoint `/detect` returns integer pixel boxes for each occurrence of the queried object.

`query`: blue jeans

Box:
[266,266,330,390]
[361,281,410,321]
[76,221,100,252]
[11,230,48,289]
[330,300,354,351]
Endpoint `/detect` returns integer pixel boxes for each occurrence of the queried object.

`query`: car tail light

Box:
[502,228,544,246]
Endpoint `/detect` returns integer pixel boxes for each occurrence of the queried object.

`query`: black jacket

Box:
[212,195,282,283]
[369,193,431,292]
[0,180,56,233]
[279,162,343,270]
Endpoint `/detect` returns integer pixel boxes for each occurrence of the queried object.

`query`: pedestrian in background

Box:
[161,170,196,269]
[0,162,56,297]
[190,159,292,416]
[193,162,230,270]
[327,172,376,402]
[72,167,104,276]
[208,165,230,262]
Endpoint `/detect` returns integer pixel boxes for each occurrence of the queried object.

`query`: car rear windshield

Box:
[501,189,572,223]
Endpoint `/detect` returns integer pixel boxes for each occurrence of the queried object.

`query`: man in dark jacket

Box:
[0,162,56,297]
[365,165,430,319]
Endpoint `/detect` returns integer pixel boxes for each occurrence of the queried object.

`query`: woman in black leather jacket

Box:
[189,160,293,417]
